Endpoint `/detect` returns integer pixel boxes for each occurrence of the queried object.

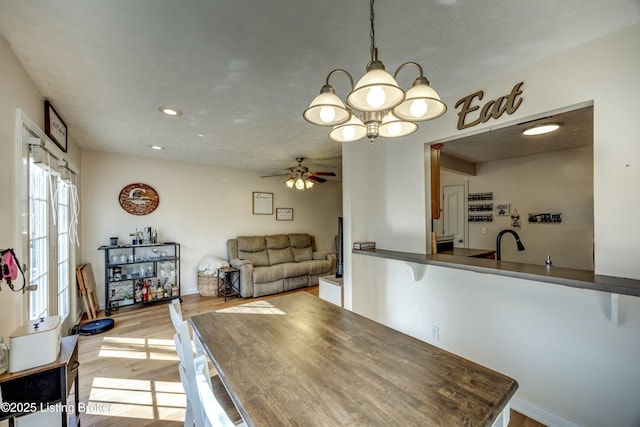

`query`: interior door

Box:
[442,184,467,248]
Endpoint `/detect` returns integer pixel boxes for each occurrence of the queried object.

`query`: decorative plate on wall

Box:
[118,183,159,215]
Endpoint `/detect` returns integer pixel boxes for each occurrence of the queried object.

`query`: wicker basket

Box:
[197,273,220,297]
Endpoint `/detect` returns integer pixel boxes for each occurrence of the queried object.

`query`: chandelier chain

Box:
[369,0,376,61]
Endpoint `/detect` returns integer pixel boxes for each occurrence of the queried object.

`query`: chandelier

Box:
[303,0,447,143]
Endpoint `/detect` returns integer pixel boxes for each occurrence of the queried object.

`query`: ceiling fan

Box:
[261,157,336,190]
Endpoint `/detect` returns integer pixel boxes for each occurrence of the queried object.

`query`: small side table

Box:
[217,267,240,301]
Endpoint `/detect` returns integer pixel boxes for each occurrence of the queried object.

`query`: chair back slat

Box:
[194,355,239,427]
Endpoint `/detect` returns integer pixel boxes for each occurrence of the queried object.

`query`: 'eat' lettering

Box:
[455,82,524,130]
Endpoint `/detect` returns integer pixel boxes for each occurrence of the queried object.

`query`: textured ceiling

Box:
[0,1,638,177]
[441,106,594,165]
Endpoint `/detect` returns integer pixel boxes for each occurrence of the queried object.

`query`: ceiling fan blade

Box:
[309,171,336,176]
[307,175,327,183]
[261,173,290,178]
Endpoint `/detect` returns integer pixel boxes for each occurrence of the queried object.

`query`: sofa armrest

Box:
[230,258,254,297]
[314,251,337,273]
[230,258,251,267]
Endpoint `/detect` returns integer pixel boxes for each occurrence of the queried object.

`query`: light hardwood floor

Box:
[77,286,544,427]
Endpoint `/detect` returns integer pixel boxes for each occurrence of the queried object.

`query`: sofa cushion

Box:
[291,246,313,262]
[265,234,290,249]
[281,262,311,278]
[288,233,312,248]
[268,248,293,265]
[253,265,284,284]
[237,236,269,267]
[264,234,292,265]
[300,259,331,275]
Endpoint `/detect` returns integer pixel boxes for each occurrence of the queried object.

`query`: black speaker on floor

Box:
[336,216,344,278]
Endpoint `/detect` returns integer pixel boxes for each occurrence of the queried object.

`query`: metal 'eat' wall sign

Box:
[454,82,524,130]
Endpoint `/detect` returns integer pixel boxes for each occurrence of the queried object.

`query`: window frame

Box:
[15,109,78,330]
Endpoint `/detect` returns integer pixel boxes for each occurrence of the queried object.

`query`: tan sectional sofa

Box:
[227,234,336,298]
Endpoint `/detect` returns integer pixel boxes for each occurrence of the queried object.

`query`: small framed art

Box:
[276,208,293,221]
[44,100,68,152]
[252,192,273,215]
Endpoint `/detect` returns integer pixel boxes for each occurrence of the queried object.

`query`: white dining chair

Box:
[174,320,207,427]
[170,298,207,357]
[194,355,246,427]
[170,302,244,426]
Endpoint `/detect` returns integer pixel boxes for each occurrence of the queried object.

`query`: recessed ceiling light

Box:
[158,106,182,116]
[148,145,165,150]
[522,123,561,136]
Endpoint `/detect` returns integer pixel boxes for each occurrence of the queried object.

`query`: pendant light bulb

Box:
[366,86,386,108]
[319,107,336,123]
[295,178,305,190]
[387,121,402,136]
[410,99,428,118]
[330,114,367,142]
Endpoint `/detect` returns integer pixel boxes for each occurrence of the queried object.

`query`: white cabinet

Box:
[319,275,343,307]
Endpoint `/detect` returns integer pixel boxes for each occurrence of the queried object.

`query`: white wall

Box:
[80,150,342,306]
[343,23,640,426]
[0,36,81,341]
[436,146,594,270]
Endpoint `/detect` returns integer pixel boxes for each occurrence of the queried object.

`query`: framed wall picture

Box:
[44,100,68,152]
[276,208,293,221]
[252,192,273,215]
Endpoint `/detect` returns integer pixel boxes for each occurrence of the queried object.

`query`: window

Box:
[16,111,78,329]
[28,160,75,322]
[57,182,70,320]
[29,160,49,320]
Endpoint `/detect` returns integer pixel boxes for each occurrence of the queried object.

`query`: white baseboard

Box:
[511,397,582,427]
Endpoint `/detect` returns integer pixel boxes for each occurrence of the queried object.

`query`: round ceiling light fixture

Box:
[522,123,561,136]
[148,145,165,150]
[158,106,182,116]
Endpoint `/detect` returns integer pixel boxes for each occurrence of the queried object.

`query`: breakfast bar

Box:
[190,292,518,426]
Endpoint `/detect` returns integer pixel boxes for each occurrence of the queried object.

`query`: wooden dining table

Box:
[189,292,518,427]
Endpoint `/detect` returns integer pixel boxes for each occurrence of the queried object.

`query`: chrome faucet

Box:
[496,229,525,260]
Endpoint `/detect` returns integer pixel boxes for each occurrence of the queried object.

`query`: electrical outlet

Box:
[482,227,487,234]
[430,325,440,341]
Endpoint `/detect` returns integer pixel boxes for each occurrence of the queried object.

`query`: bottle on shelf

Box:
[135,282,142,303]
[148,279,154,301]
[142,280,148,301]
[156,281,163,299]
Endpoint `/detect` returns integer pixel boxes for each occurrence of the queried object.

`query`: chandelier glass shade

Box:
[303,0,446,143]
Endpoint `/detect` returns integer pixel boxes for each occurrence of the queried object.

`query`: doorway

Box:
[442,183,468,248]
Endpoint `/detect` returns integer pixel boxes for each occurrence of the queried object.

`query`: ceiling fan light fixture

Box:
[303,0,446,144]
[294,177,306,190]
[523,123,561,136]
[264,158,335,191]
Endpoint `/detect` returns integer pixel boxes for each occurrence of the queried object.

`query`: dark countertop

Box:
[439,247,495,258]
[353,248,640,298]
